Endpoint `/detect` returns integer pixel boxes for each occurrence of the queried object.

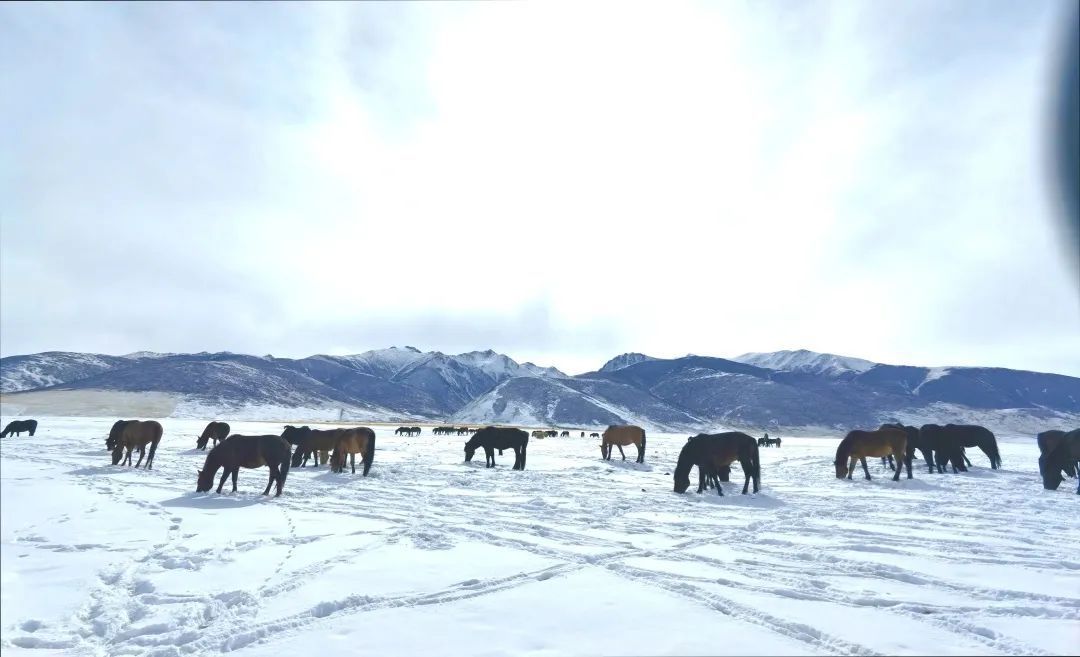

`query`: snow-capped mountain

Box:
[596,352,658,374]
[2,348,1077,433]
[733,349,875,377]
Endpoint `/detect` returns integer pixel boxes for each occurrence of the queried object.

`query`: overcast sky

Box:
[2,1,1078,376]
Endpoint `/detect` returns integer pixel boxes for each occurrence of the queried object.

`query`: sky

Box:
[2,0,1078,377]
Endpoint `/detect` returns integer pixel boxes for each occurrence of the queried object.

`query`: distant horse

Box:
[291,428,344,467]
[196,421,230,450]
[111,420,164,469]
[465,427,528,469]
[394,426,409,436]
[589,432,600,439]
[580,432,585,437]
[1,419,37,437]
[560,431,570,437]
[411,426,422,436]
[601,425,646,463]
[834,428,910,481]
[758,436,767,447]
[1040,430,1080,494]
[105,419,134,451]
[1038,429,1078,479]
[674,432,760,495]
[196,434,291,496]
[329,427,376,475]
[761,437,781,448]
[531,430,546,439]
[545,430,558,437]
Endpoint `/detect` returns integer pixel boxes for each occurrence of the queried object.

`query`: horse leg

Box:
[351,452,356,474]
[217,469,229,494]
[892,451,902,481]
[964,450,974,468]
[229,467,238,492]
[636,441,644,464]
[696,467,706,494]
[847,456,857,480]
[263,464,276,495]
[617,444,626,461]
[860,457,872,480]
[741,459,751,494]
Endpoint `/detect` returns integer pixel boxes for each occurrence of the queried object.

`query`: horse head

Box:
[463,442,475,462]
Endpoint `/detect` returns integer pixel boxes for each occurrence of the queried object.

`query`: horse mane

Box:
[673,441,697,480]
[835,433,855,462]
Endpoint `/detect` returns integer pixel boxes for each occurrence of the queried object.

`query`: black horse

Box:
[105,419,134,451]
[1040,430,1080,494]
[674,432,760,496]
[1038,429,1078,479]
[281,425,311,446]
[945,424,1001,469]
[918,424,971,473]
[464,427,528,470]
[1,419,37,437]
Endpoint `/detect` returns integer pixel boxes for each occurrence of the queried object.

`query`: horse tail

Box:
[146,424,163,467]
[362,432,375,476]
[749,437,761,489]
[989,435,1002,468]
[640,429,647,459]
[28,420,37,436]
[279,447,291,492]
[521,433,529,470]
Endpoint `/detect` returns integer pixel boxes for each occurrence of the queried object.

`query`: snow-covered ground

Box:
[1,417,1077,656]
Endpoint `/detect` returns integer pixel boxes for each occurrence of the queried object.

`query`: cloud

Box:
[2,0,1077,376]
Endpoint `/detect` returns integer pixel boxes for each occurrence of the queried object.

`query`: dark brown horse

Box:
[196,434,291,496]
[105,420,134,451]
[290,428,344,467]
[1037,429,1078,479]
[329,427,376,475]
[834,428,910,481]
[196,421,231,450]
[1,419,37,437]
[673,432,760,496]
[600,425,646,463]
[111,420,164,469]
[1040,429,1080,494]
[464,427,528,469]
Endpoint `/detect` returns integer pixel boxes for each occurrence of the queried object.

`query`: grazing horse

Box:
[600,425,647,463]
[196,421,230,450]
[560,431,570,437]
[1038,429,1078,479]
[105,420,134,451]
[411,426,422,436]
[290,428,344,467]
[580,432,585,437]
[464,427,528,470]
[1,419,37,438]
[1040,430,1080,494]
[945,424,1002,469]
[761,437,781,448]
[674,432,760,495]
[880,423,929,472]
[111,420,164,469]
[1,419,38,438]
[834,428,910,481]
[196,435,291,496]
[530,430,546,439]
[545,430,558,437]
[919,424,974,473]
[329,428,376,475]
[589,432,600,439]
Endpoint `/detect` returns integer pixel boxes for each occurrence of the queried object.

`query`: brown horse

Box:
[196,434,291,496]
[834,428,911,481]
[111,420,164,469]
[531,430,547,439]
[601,425,647,463]
[329,427,376,475]
[290,428,344,467]
[673,432,760,495]
[196,421,231,450]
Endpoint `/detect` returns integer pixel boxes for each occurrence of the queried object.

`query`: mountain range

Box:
[2,347,1078,434]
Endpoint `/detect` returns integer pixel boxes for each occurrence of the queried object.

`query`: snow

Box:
[734,349,876,375]
[1,416,1077,656]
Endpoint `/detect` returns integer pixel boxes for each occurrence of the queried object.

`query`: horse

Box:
[1,419,37,437]
[464,427,528,469]
[758,436,767,447]
[290,428,344,467]
[834,427,911,481]
[281,425,311,448]
[1038,429,1078,479]
[944,424,1001,469]
[530,430,546,439]
[919,424,973,473]
[600,425,646,463]
[589,432,600,439]
[105,419,134,451]
[560,431,570,437]
[394,426,409,436]
[329,427,376,475]
[196,421,230,450]
[196,434,291,496]
[580,432,585,437]
[411,426,422,436]
[673,432,760,495]
[111,420,164,469]
[545,430,558,437]
[762,437,781,448]
[1040,430,1080,494]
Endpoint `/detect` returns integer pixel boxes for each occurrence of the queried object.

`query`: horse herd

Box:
[2,418,1078,496]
